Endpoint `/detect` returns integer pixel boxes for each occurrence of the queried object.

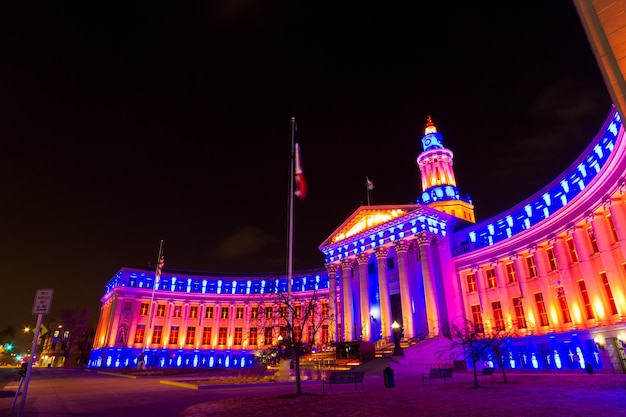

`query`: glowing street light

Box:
[391,321,404,356]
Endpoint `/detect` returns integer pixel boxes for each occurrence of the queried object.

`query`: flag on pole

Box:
[294,137,308,200]
[155,254,165,285]
[366,176,374,191]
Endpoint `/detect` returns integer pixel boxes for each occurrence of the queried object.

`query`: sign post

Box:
[15,289,53,416]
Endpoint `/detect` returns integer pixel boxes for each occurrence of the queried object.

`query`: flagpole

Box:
[287,117,295,320]
[143,239,163,364]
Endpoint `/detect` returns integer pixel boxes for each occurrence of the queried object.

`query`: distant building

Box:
[91,110,626,373]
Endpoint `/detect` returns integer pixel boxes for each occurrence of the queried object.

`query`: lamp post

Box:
[392,321,404,356]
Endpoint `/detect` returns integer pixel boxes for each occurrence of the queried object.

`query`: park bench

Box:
[322,371,365,392]
[421,368,453,385]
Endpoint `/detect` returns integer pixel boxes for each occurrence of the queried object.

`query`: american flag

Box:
[294,126,308,200]
[155,255,165,285]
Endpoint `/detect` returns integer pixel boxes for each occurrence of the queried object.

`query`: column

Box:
[325,263,340,343]
[493,260,514,328]
[592,211,626,318]
[196,303,205,349]
[243,303,251,348]
[181,303,190,348]
[553,236,585,327]
[608,197,626,260]
[513,254,541,333]
[416,231,440,337]
[357,253,371,342]
[534,246,561,332]
[163,302,174,348]
[341,258,355,341]
[145,299,158,347]
[227,304,235,347]
[394,239,415,339]
[375,246,392,339]
[572,223,608,322]
[212,303,220,347]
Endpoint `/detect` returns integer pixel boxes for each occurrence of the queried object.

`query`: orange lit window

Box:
[185,327,195,345]
[492,302,504,331]
[218,327,227,345]
[506,263,517,284]
[471,304,483,332]
[486,268,497,289]
[205,306,214,319]
[513,297,526,329]
[249,328,258,345]
[134,325,145,344]
[169,326,179,345]
[534,293,549,327]
[526,256,537,278]
[234,328,243,345]
[466,274,477,293]
[567,238,578,263]
[202,327,212,345]
[189,306,198,319]
[600,272,618,315]
[140,303,149,316]
[546,247,558,271]
[578,280,594,319]
[587,226,599,254]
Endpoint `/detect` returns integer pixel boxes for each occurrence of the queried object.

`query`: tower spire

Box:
[416,115,475,223]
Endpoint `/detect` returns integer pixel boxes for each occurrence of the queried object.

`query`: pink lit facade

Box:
[91,109,626,372]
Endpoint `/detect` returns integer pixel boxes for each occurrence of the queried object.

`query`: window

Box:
[173,305,182,318]
[600,272,618,315]
[513,297,527,329]
[307,325,314,343]
[205,306,214,319]
[578,280,595,319]
[294,304,302,318]
[322,303,329,316]
[134,325,145,344]
[189,306,198,319]
[567,238,578,263]
[492,302,504,331]
[218,327,227,345]
[486,268,497,289]
[140,303,149,316]
[186,327,196,345]
[233,327,243,345]
[546,247,558,271]
[266,306,274,319]
[607,215,619,242]
[280,305,288,318]
[322,324,329,343]
[236,306,244,319]
[526,255,537,278]
[251,307,259,319]
[505,263,517,284]
[466,274,477,293]
[587,226,599,254]
[249,328,258,345]
[294,327,302,341]
[221,306,229,319]
[202,327,212,345]
[152,325,163,344]
[169,326,179,345]
[557,288,572,323]
[156,304,166,317]
[471,305,483,332]
[280,326,288,340]
[534,293,549,327]
[264,327,273,345]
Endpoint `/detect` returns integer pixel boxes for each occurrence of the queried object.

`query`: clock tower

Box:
[416,116,475,223]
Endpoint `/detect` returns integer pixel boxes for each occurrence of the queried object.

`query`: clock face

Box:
[422,133,442,151]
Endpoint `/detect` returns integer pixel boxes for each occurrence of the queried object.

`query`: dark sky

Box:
[0,1,613,343]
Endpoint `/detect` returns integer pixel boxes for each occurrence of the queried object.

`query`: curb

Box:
[95,371,137,379]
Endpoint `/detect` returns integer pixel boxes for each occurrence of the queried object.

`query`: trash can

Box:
[585,363,594,374]
[383,366,394,388]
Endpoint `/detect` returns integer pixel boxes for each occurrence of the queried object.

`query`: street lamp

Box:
[391,321,404,356]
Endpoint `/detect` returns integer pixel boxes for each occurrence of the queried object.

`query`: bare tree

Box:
[59,307,91,367]
[442,317,523,387]
[252,289,331,395]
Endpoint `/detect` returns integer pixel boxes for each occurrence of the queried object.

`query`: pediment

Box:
[320,204,422,248]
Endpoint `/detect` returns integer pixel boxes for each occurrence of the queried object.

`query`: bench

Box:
[480,367,494,376]
[422,368,453,385]
[322,371,365,392]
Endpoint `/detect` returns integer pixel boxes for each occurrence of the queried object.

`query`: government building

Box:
[89,108,626,373]
[89,2,626,373]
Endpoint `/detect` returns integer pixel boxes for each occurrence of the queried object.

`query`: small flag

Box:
[155,254,165,285]
[294,142,308,200]
[366,177,374,191]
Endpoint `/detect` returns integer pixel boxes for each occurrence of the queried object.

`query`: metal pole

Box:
[19,313,43,416]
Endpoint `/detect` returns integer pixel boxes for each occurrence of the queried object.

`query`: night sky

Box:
[0,2,613,346]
